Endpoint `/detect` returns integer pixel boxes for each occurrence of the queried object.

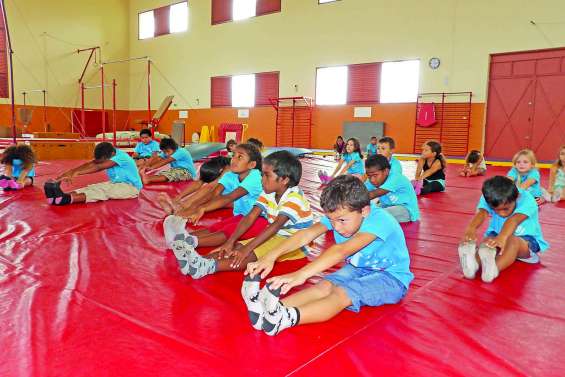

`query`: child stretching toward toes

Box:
[507,149,543,204]
[167,151,313,279]
[43,142,142,205]
[364,155,420,223]
[140,138,196,185]
[158,156,231,215]
[414,140,447,195]
[543,145,565,202]
[132,128,160,167]
[459,176,549,283]
[459,150,486,177]
[243,175,413,335]
[319,138,364,183]
[163,143,265,249]
[0,144,36,191]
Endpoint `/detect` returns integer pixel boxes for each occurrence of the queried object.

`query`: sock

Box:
[164,215,197,248]
[478,243,499,283]
[187,251,217,279]
[241,274,264,330]
[0,178,11,189]
[262,284,299,336]
[458,241,478,279]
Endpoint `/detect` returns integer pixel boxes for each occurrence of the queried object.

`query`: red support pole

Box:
[112,79,117,147]
[101,67,106,141]
[42,90,47,132]
[147,60,152,135]
[81,83,86,137]
[1,0,17,144]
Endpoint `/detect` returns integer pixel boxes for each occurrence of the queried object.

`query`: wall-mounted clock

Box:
[429,57,441,70]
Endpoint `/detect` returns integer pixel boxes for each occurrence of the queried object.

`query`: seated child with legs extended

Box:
[459,150,486,177]
[458,176,549,283]
[167,151,313,279]
[224,139,237,158]
[413,140,447,195]
[377,136,402,177]
[163,143,265,249]
[0,144,36,191]
[507,149,544,204]
[364,155,420,223]
[319,138,365,183]
[132,128,160,167]
[366,136,378,157]
[243,175,413,335]
[543,145,565,203]
[43,142,142,205]
[333,135,345,161]
[158,156,231,215]
[140,138,196,185]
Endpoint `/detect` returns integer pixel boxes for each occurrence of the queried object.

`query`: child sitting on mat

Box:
[377,136,403,177]
[140,138,196,185]
[166,151,313,280]
[366,136,378,157]
[364,155,420,223]
[225,139,237,158]
[334,136,345,161]
[543,145,565,203]
[459,150,486,177]
[242,175,413,335]
[163,143,264,248]
[413,140,447,195]
[1,144,36,191]
[158,156,231,215]
[507,149,543,204]
[319,137,364,183]
[44,142,142,205]
[133,128,160,167]
[459,176,549,283]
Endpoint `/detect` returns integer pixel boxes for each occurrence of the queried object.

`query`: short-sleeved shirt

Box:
[218,169,263,216]
[11,159,36,178]
[107,149,143,190]
[507,167,542,198]
[389,156,402,177]
[320,204,414,288]
[366,144,377,157]
[254,186,314,237]
[365,173,420,222]
[343,152,365,175]
[477,189,549,252]
[134,140,160,158]
[160,148,196,178]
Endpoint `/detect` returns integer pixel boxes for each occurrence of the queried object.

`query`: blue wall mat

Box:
[185,142,225,160]
[264,146,312,157]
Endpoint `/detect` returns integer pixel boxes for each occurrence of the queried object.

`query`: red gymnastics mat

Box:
[1,158,564,377]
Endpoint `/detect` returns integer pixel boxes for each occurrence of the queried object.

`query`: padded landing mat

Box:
[1,158,564,376]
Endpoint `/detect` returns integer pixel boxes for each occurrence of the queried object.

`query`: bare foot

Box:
[158,193,175,215]
[139,168,150,185]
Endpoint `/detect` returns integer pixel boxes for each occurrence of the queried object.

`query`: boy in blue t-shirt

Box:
[377,136,402,177]
[366,136,378,157]
[43,142,142,205]
[243,175,413,336]
[133,128,160,167]
[364,155,419,223]
[140,138,196,184]
[459,176,549,283]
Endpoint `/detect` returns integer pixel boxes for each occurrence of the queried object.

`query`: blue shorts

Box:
[486,231,540,253]
[324,264,407,312]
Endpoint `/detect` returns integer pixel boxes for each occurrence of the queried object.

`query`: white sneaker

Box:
[458,242,479,279]
[478,244,499,283]
[164,215,188,248]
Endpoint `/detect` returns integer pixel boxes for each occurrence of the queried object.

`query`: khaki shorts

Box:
[158,168,192,182]
[75,182,140,203]
[240,234,307,262]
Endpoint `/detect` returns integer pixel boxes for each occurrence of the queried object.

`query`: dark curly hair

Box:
[1,144,36,169]
[320,175,369,213]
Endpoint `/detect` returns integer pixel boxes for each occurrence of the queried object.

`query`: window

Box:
[138,1,188,40]
[211,71,279,107]
[315,66,348,105]
[380,60,420,103]
[212,0,281,25]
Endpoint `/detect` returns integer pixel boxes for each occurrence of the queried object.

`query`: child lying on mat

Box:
[158,156,231,215]
[140,138,196,185]
[1,144,36,191]
[163,143,264,248]
[459,176,549,283]
[242,175,413,335]
[364,155,420,223]
[44,142,142,205]
[165,151,313,279]
[133,128,160,168]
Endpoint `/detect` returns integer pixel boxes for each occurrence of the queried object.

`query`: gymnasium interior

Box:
[1,1,564,376]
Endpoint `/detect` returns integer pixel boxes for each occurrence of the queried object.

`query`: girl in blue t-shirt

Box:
[0,144,36,191]
[329,137,364,180]
[507,149,543,204]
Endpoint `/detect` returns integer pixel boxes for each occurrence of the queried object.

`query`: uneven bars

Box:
[101,56,149,65]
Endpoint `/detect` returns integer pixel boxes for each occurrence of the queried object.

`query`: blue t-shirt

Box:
[343,152,365,175]
[477,190,549,252]
[134,140,160,158]
[218,169,263,216]
[366,144,377,156]
[389,156,402,177]
[365,174,420,222]
[11,159,36,178]
[320,204,414,288]
[160,148,196,178]
[507,167,542,198]
[107,149,143,190]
